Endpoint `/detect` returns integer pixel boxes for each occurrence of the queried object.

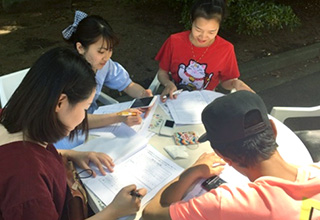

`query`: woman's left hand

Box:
[61,150,115,177]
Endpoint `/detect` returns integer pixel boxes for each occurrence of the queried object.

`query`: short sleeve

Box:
[101,59,132,91]
[89,59,133,112]
[155,37,173,72]
[219,44,240,82]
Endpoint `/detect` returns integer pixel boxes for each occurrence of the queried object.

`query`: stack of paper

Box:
[166,90,224,124]
[91,96,159,138]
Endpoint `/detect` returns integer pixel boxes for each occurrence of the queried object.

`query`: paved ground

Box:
[239,43,320,131]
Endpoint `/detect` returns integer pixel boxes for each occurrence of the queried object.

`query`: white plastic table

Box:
[84,97,313,220]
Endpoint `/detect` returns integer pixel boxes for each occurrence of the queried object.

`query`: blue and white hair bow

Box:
[62,10,88,40]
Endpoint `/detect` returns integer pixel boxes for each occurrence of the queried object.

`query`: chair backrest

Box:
[0,68,123,107]
[0,68,29,108]
[270,105,320,162]
[270,105,320,123]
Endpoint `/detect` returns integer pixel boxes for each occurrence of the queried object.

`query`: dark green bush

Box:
[225,0,301,35]
[125,0,301,36]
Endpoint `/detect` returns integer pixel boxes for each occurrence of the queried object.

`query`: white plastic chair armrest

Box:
[148,73,160,94]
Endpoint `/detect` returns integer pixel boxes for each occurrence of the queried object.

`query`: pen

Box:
[117,111,137,116]
[163,89,183,99]
[212,163,223,168]
[130,190,142,198]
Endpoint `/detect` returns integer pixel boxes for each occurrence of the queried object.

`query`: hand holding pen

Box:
[117,109,142,127]
[117,111,138,116]
[108,185,147,217]
[130,190,143,198]
[161,89,183,102]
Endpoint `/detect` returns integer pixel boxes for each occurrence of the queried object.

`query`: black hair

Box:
[190,0,226,23]
[66,15,119,51]
[213,111,277,168]
[0,47,96,144]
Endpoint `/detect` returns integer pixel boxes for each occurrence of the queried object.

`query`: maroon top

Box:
[0,141,67,220]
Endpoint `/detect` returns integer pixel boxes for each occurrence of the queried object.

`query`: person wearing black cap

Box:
[143,91,320,220]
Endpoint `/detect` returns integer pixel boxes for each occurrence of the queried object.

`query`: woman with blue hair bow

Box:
[56,11,153,149]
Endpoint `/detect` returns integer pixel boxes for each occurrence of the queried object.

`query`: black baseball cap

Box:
[198,91,271,145]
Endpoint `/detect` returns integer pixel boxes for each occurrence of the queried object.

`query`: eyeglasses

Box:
[77,168,94,179]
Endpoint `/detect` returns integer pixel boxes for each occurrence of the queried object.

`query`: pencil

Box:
[117,111,137,116]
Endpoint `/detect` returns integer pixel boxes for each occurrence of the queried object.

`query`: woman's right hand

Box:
[120,108,142,127]
[160,81,177,102]
[108,185,147,218]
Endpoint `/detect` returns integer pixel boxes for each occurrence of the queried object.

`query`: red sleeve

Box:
[155,36,172,72]
[219,44,240,82]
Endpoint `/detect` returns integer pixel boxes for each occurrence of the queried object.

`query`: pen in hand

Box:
[130,190,142,198]
[117,111,138,116]
[162,89,183,99]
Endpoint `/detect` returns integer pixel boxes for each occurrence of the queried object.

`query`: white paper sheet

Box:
[93,101,132,114]
[166,90,223,124]
[90,97,159,138]
[75,141,184,207]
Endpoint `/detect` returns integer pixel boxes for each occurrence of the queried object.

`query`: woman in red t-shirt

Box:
[156,0,254,102]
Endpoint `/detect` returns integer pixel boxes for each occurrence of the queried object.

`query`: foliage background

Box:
[0,0,319,98]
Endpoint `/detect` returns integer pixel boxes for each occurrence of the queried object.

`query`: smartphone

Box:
[201,175,226,191]
[130,96,157,108]
[159,120,175,136]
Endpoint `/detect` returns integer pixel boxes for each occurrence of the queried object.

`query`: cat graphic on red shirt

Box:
[178,60,213,90]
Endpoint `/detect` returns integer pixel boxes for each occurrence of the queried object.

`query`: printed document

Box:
[166,90,223,124]
[90,96,159,138]
[182,164,249,201]
[74,135,184,208]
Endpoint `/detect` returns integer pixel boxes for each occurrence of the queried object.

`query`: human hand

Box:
[233,79,255,93]
[160,81,177,102]
[67,150,115,177]
[138,106,152,119]
[108,184,147,218]
[192,152,226,179]
[121,108,142,126]
[141,89,153,98]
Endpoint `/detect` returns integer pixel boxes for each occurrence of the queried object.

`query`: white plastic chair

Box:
[270,105,320,162]
[148,73,161,94]
[0,67,119,107]
[270,105,320,123]
[97,92,119,105]
[0,68,29,108]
